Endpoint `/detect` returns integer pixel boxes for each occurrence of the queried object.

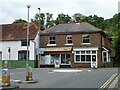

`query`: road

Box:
[7,68,118,88]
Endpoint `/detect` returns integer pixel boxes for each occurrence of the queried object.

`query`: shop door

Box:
[54,54,60,68]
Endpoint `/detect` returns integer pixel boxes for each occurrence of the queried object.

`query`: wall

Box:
[0,40,35,60]
[40,33,100,48]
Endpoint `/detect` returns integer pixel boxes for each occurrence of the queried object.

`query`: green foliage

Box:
[31,13,45,29]
[55,13,72,25]
[13,19,27,24]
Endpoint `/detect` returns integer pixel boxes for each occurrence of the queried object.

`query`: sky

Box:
[0,0,119,24]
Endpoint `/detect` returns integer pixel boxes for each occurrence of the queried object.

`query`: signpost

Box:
[36,48,45,55]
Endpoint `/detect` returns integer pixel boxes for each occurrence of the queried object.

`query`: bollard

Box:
[4,61,8,68]
[2,68,10,86]
[28,67,32,80]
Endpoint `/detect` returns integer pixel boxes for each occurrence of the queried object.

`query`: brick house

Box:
[39,18,111,68]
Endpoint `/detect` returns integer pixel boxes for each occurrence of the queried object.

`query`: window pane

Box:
[50,37,52,40]
[76,51,80,54]
[92,55,96,61]
[92,51,96,54]
[66,54,71,64]
[86,55,91,61]
[68,40,72,43]
[82,34,90,43]
[76,55,80,61]
[50,41,55,44]
[81,51,85,54]
[86,51,91,54]
[81,55,85,61]
[83,39,89,43]
[50,55,54,64]
[53,36,55,40]
[61,54,65,64]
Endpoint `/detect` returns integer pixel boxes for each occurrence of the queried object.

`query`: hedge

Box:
[1,60,35,68]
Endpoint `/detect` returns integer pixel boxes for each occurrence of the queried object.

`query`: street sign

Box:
[2,70,6,76]
[91,61,97,68]
[36,48,45,55]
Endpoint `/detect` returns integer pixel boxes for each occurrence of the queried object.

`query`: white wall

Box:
[0,32,39,61]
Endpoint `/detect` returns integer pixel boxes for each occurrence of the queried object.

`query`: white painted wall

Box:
[0,33,39,60]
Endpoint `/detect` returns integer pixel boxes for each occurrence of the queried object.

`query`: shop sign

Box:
[36,48,45,55]
[45,48,71,51]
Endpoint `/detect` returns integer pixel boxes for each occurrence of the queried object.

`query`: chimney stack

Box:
[59,21,65,24]
[76,17,80,23]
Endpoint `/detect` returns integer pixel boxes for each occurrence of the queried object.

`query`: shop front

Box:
[40,47,72,68]
[73,47,98,68]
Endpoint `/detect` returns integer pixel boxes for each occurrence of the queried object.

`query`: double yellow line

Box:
[99,73,117,90]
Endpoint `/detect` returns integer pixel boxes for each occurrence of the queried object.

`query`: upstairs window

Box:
[66,35,72,44]
[82,34,90,43]
[21,40,30,46]
[49,36,55,44]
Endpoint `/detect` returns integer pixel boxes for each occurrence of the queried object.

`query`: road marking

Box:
[99,73,117,90]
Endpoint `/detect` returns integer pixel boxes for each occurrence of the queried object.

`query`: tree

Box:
[55,13,72,25]
[72,13,86,22]
[45,13,55,28]
[13,19,27,24]
[31,13,45,28]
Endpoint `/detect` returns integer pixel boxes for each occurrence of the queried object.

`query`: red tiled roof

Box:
[0,22,39,40]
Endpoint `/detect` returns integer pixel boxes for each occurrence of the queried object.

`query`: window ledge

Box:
[81,43,91,45]
[65,44,73,46]
[47,44,56,46]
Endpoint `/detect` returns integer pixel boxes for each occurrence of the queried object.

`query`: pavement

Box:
[0,68,119,89]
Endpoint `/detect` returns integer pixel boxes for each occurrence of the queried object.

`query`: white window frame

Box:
[102,51,108,62]
[82,34,90,44]
[74,50,97,63]
[49,36,56,44]
[66,35,72,44]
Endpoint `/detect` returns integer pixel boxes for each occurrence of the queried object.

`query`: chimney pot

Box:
[59,21,65,24]
[76,17,80,23]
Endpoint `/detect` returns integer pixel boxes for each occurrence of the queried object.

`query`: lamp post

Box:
[26,4,31,81]
[38,8,41,68]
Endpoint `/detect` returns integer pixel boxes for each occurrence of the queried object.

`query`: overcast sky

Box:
[0,0,119,24]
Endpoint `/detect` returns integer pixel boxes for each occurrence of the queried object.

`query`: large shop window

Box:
[18,51,29,60]
[61,54,71,64]
[66,35,72,44]
[49,36,55,44]
[75,51,97,63]
[40,55,55,65]
[82,34,90,43]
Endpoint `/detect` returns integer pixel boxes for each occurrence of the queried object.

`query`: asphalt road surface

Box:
[6,68,118,89]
